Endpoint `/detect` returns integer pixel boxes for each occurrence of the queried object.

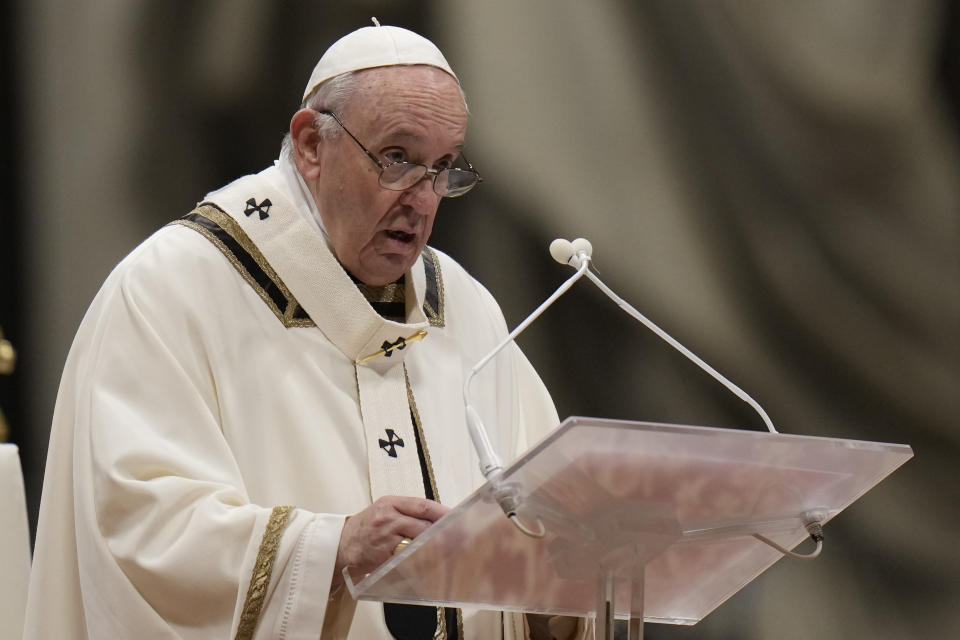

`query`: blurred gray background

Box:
[1,1,957,638]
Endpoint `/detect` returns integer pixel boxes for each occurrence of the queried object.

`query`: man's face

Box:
[311,66,468,285]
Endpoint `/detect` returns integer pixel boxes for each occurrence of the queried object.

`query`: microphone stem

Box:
[583,269,778,434]
[463,258,592,480]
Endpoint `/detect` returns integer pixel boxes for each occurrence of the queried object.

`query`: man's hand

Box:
[332,496,450,587]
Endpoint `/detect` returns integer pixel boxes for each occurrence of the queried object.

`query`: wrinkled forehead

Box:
[344,66,468,132]
[351,66,464,102]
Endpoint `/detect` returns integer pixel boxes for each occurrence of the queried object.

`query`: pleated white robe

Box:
[24,167,564,639]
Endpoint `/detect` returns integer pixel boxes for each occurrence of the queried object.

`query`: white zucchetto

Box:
[302,22,457,102]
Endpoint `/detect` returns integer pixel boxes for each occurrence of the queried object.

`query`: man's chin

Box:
[353,256,419,286]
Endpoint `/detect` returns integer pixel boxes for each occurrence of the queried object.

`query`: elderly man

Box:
[24,23,583,640]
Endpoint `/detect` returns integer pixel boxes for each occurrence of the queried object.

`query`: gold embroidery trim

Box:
[432,607,465,640]
[404,366,440,504]
[235,505,293,640]
[436,607,447,639]
[422,247,446,328]
[357,281,405,304]
[170,205,315,328]
[199,204,299,304]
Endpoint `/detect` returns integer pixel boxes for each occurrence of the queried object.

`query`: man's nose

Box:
[399,174,440,209]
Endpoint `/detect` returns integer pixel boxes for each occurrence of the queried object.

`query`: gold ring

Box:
[393,538,412,555]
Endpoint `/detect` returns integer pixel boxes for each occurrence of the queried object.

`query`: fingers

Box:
[390,495,451,525]
[334,496,451,578]
[363,496,450,544]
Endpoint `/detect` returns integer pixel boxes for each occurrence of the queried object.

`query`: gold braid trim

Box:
[235,505,293,640]
[169,206,315,328]
[421,247,446,328]
[404,366,440,502]
[356,281,405,304]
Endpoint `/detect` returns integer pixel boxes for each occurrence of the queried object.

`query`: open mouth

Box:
[386,230,415,243]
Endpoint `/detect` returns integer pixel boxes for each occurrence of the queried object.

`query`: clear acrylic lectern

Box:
[344,418,913,639]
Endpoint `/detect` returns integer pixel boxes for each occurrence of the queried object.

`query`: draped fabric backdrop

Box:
[3,1,957,638]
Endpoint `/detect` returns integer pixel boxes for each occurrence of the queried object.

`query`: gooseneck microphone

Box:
[463,240,593,476]
[462,240,593,536]
[463,238,777,536]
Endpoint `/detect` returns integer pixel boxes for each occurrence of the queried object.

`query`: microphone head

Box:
[549,238,576,264]
[571,237,593,258]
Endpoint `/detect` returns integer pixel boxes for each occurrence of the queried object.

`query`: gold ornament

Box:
[0,327,14,441]
[0,337,15,375]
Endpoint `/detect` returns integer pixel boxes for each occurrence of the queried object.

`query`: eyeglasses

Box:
[317,110,482,198]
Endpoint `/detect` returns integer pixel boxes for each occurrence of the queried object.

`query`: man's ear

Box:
[289,109,324,179]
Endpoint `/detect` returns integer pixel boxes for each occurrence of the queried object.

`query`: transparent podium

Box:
[345,418,913,639]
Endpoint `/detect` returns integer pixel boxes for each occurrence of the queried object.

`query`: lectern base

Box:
[593,566,644,640]
[596,570,644,640]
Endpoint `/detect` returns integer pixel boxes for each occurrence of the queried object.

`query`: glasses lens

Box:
[379,163,479,197]
[442,169,479,198]
[380,163,426,190]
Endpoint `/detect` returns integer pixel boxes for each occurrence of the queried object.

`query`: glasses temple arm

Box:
[316,109,385,169]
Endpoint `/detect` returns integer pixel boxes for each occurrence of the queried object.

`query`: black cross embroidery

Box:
[380,336,407,358]
[244,197,272,220]
[378,428,404,458]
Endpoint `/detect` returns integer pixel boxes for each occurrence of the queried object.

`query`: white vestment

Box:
[24,165,572,639]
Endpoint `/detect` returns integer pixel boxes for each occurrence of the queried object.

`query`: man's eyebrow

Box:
[387,129,423,142]
[383,130,465,151]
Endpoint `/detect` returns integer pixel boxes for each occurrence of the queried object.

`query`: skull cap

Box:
[302,22,457,102]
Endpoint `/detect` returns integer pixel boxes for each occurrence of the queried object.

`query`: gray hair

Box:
[280,66,469,159]
[280,70,361,158]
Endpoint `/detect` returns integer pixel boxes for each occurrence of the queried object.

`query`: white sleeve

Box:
[70,247,343,639]
[252,514,353,639]
[509,342,561,457]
